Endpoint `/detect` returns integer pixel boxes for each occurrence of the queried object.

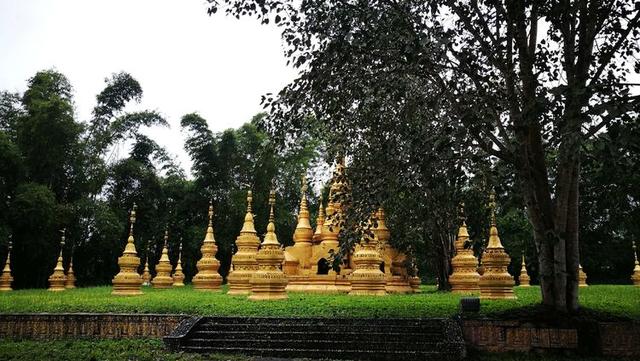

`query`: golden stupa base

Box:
[227,271,255,295]
[632,274,640,287]
[172,274,185,287]
[578,270,588,287]
[111,274,143,296]
[0,275,13,292]
[284,275,312,292]
[48,275,66,292]
[301,274,341,293]
[151,276,173,289]
[192,274,223,291]
[519,275,531,287]
[248,276,288,301]
[449,275,480,293]
[335,274,352,293]
[410,276,421,293]
[479,274,516,300]
[349,273,386,296]
[65,273,76,289]
[385,276,413,294]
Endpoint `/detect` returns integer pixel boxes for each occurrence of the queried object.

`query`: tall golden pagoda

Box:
[519,254,531,287]
[349,221,387,296]
[65,251,76,289]
[0,241,13,291]
[284,176,315,291]
[375,208,413,294]
[48,229,67,292]
[478,191,516,300]
[192,201,223,291]
[172,242,185,287]
[578,264,588,287]
[112,204,143,296]
[227,191,260,295]
[449,203,481,293]
[249,189,288,301]
[632,241,640,287]
[152,229,173,289]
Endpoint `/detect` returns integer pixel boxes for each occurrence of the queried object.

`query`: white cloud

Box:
[0,0,298,175]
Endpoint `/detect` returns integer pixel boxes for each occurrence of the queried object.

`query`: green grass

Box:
[0,285,637,319]
[0,339,631,361]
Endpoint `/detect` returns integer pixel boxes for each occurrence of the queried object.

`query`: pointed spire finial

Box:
[301,174,308,193]
[129,203,137,236]
[208,199,214,226]
[60,228,66,247]
[458,201,466,226]
[488,189,497,227]
[163,227,169,247]
[246,190,253,213]
[633,240,638,263]
[269,189,276,223]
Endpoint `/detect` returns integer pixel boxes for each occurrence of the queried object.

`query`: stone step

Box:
[190,330,441,342]
[198,317,441,327]
[198,322,442,333]
[181,346,445,361]
[184,338,443,351]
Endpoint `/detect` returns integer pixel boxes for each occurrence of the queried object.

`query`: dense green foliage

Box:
[0,286,637,319]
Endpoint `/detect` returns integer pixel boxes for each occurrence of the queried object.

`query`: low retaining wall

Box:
[462,319,640,357]
[0,313,187,339]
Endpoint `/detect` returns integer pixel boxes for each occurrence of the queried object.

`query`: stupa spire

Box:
[449,201,481,293]
[111,204,143,295]
[152,227,173,289]
[65,245,76,289]
[172,240,185,287]
[632,241,640,286]
[264,189,278,245]
[312,193,325,244]
[487,190,504,249]
[0,240,14,291]
[519,254,531,287]
[228,190,261,295]
[48,229,67,291]
[294,174,313,245]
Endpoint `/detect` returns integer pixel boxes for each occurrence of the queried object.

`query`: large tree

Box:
[207,0,640,311]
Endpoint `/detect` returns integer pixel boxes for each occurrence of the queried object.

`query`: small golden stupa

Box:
[227,191,260,295]
[249,189,288,301]
[112,204,143,296]
[349,221,387,296]
[313,194,325,243]
[65,251,76,289]
[519,254,531,287]
[142,248,151,286]
[152,229,173,289]
[375,208,413,294]
[478,191,516,300]
[578,263,588,287]
[0,241,14,291]
[192,201,223,291]
[48,229,67,292]
[632,241,640,287]
[283,176,313,279]
[172,242,185,287]
[449,203,480,293]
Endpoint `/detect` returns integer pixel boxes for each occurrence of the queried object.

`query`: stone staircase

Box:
[164,317,466,360]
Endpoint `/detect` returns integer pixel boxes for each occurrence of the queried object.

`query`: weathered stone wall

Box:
[462,319,640,357]
[0,313,187,339]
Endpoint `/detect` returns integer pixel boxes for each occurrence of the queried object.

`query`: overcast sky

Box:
[0,0,297,174]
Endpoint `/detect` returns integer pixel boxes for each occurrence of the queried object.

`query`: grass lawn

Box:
[0,284,638,319]
[0,339,632,361]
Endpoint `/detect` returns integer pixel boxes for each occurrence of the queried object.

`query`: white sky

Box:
[0,0,298,174]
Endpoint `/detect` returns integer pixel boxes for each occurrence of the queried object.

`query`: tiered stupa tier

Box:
[478,192,516,300]
[65,252,76,289]
[519,255,531,287]
[48,229,67,292]
[172,242,185,287]
[449,203,480,293]
[192,201,223,291]
[632,241,640,287]
[578,264,588,287]
[0,241,13,291]
[112,204,143,295]
[152,230,174,289]
[249,190,288,300]
[349,223,387,296]
[375,208,413,294]
[227,191,260,295]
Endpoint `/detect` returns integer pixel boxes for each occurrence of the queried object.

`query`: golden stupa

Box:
[112,204,143,296]
[249,190,288,301]
[449,203,480,293]
[172,242,185,287]
[283,176,314,291]
[65,252,76,289]
[0,241,13,291]
[142,253,151,286]
[192,201,223,291]
[578,263,588,287]
[374,208,414,293]
[519,254,531,287]
[48,229,67,292]
[227,191,260,295]
[152,229,174,289]
[348,222,387,296]
[632,241,640,287]
[478,191,516,300]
